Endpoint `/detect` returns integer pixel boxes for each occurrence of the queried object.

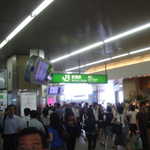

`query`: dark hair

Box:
[7,104,17,114]
[50,113,63,136]
[42,108,48,117]
[86,108,95,121]
[50,113,61,128]
[107,106,112,113]
[24,108,31,116]
[17,127,48,148]
[129,105,135,111]
[7,104,16,109]
[55,103,60,108]
[30,110,38,118]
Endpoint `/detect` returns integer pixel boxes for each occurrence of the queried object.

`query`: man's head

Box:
[7,104,16,117]
[17,127,48,150]
[30,110,38,119]
[24,108,31,116]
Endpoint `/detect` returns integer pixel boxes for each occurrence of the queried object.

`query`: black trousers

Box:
[51,145,66,150]
[86,134,97,150]
[66,138,76,150]
[140,128,148,150]
[3,134,18,150]
[129,124,137,136]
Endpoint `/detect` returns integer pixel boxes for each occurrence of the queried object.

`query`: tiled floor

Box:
[76,139,105,150]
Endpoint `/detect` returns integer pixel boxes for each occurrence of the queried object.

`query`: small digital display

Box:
[35,61,49,82]
[47,86,60,95]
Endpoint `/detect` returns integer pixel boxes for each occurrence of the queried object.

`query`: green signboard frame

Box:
[49,73,107,83]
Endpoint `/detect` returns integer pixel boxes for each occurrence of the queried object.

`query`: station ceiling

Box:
[0,0,150,72]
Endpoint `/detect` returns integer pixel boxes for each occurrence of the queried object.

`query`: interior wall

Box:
[95,61,150,80]
[123,78,139,101]
[123,77,150,101]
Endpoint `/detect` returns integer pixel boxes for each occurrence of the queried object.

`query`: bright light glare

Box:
[99,81,115,107]
[0,40,8,49]
[32,0,54,17]
[65,46,150,71]
[50,54,71,63]
[63,84,93,101]
[118,91,124,103]
[111,53,128,60]
[50,22,150,63]
[129,47,150,55]
[50,41,103,63]
[0,0,54,49]
[6,16,33,41]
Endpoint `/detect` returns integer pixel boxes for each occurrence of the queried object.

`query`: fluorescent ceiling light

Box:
[6,16,33,41]
[66,58,111,72]
[66,66,81,72]
[51,54,71,63]
[0,40,8,49]
[104,23,150,43]
[65,46,150,72]
[82,58,111,67]
[51,22,150,63]
[0,0,54,49]
[111,53,128,60]
[51,41,103,63]
[129,47,150,55]
[32,0,54,17]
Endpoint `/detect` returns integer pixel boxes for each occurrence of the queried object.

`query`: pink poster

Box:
[47,97,56,105]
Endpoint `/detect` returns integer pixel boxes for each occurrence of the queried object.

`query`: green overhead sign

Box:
[0,95,3,99]
[49,73,107,83]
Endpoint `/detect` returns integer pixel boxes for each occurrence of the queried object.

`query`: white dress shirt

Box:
[29,118,45,134]
[2,115,24,135]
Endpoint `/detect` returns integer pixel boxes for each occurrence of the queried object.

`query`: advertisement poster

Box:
[20,92,37,116]
[0,92,7,112]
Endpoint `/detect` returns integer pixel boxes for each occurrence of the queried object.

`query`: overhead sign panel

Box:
[49,73,107,83]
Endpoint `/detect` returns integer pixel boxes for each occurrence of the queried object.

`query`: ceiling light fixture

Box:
[50,41,104,63]
[0,40,8,49]
[0,0,54,49]
[65,58,111,72]
[31,0,54,17]
[111,53,129,60]
[6,16,34,41]
[65,46,150,72]
[129,47,150,55]
[51,22,150,63]
[104,23,150,43]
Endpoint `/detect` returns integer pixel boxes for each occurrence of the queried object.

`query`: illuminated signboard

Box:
[49,73,107,83]
[47,86,60,95]
[35,61,49,82]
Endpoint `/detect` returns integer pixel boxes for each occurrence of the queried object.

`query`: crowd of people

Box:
[0,101,150,150]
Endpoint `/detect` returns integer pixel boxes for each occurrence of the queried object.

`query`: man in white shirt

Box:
[1,105,25,150]
[22,108,31,128]
[29,110,46,134]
